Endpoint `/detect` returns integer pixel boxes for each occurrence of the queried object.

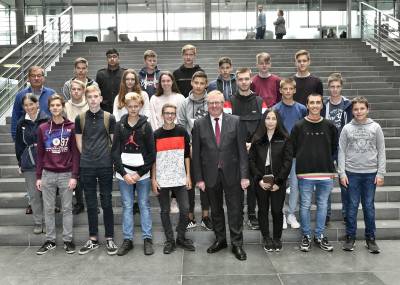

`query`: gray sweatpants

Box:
[41,170,73,242]
[23,171,43,225]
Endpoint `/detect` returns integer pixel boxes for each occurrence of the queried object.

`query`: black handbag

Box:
[20,127,37,171]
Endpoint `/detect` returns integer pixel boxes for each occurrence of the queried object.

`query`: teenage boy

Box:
[35,94,79,255]
[208,57,237,100]
[11,66,54,141]
[293,50,323,106]
[75,85,118,256]
[96,48,126,113]
[321,73,353,226]
[64,79,89,215]
[224,67,267,230]
[274,78,307,229]
[251,52,281,107]
[339,96,386,254]
[152,103,195,254]
[173,44,204,97]
[290,93,337,252]
[62,57,98,101]
[177,71,212,231]
[139,50,161,97]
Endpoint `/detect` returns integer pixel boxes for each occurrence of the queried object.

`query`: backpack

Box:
[79,111,112,145]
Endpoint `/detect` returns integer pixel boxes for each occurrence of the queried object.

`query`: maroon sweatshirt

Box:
[36,118,80,179]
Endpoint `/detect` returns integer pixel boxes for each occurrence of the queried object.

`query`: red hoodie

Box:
[36,118,80,179]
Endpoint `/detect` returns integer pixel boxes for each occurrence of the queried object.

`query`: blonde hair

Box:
[256,52,271,64]
[71,79,86,90]
[85,85,101,96]
[125,92,144,106]
[327,72,343,86]
[181,44,197,55]
[280,78,296,89]
[295,49,310,60]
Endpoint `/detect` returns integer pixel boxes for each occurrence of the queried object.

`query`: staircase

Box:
[1,39,400,246]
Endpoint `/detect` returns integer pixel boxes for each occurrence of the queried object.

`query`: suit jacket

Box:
[192,113,249,188]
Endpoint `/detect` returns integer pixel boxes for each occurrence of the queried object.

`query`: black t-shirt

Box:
[75,109,116,168]
[327,99,345,130]
[294,75,323,106]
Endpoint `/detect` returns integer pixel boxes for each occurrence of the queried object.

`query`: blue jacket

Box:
[321,96,353,160]
[14,110,49,170]
[208,74,237,100]
[138,67,161,97]
[11,86,54,141]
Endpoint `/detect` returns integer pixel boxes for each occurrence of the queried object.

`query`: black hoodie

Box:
[173,64,204,97]
[111,114,155,178]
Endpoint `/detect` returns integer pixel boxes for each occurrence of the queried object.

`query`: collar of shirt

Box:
[210,113,223,134]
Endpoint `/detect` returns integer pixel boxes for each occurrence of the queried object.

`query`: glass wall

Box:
[2,0,400,45]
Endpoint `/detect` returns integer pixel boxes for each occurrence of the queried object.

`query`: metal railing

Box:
[0,6,73,119]
[360,2,400,64]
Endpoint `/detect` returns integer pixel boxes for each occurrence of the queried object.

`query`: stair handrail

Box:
[0,6,73,120]
[360,2,400,64]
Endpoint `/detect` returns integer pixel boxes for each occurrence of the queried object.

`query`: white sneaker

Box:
[287,214,300,229]
[286,187,291,194]
[170,198,179,214]
[282,214,288,230]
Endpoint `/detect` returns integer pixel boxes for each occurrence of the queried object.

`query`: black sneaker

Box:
[186,219,197,230]
[247,215,260,230]
[273,239,282,252]
[106,239,118,255]
[342,235,355,251]
[163,240,176,254]
[55,207,61,213]
[176,238,195,251]
[117,239,133,256]
[144,238,154,255]
[314,235,333,252]
[72,204,84,215]
[263,237,274,252]
[300,235,311,252]
[36,241,56,255]
[201,217,213,231]
[366,238,381,254]
[64,241,76,254]
[79,239,99,255]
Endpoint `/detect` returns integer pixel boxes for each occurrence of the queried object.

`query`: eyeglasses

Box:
[208,101,223,106]
[163,112,176,116]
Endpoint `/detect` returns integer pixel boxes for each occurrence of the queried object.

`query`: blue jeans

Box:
[346,171,377,239]
[299,178,333,237]
[119,178,152,240]
[287,159,299,216]
[327,182,348,219]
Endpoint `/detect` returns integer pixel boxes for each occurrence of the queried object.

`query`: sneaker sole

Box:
[263,247,274,252]
[288,224,300,229]
[366,245,380,254]
[201,223,213,231]
[275,248,282,252]
[186,225,197,230]
[107,250,118,256]
[78,246,99,255]
[65,250,76,254]
[342,247,354,251]
[299,246,310,252]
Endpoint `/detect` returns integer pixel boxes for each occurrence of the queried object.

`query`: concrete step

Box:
[0,219,399,246]
[1,186,400,208]
[0,201,399,228]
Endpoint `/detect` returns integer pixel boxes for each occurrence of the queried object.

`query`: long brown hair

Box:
[155,71,180,97]
[117,69,142,109]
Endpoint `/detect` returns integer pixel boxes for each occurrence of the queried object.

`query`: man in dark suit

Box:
[192,90,250,261]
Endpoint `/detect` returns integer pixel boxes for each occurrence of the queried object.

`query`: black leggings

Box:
[256,183,286,239]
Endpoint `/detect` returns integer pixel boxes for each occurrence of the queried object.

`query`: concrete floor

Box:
[0,241,398,285]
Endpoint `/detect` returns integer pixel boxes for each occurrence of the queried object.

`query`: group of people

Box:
[256,5,287,40]
[11,43,386,261]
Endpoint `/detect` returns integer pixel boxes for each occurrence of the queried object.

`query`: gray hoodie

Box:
[177,91,208,139]
[338,118,386,178]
